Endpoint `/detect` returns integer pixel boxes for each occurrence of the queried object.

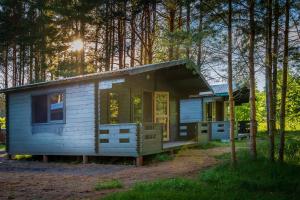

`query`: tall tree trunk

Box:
[29,45,33,83]
[272,0,279,132]
[176,4,182,59]
[104,2,110,71]
[279,0,290,163]
[197,0,203,69]
[186,1,191,59]
[12,43,17,87]
[80,22,85,74]
[249,0,257,159]
[266,0,275,161]
[130,6,136,67]
[111,12,115,71]
[117,1,124,69]
[3,45,8,88]
[123,0,126,68]
[228,0,236,165]
[168,7,175,60]
[140,12,145,65]
[148,1,156,64]
[94,25,99,71]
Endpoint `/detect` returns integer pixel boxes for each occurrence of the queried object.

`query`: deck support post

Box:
[135,156,143,166]
[83,155,88,164]
[43,155,48,163]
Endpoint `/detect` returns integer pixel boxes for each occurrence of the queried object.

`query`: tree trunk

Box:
[272,0,279,133]
[228,0,236,165]
[279,0,290,163]
[249,0,257,159]
[80,22,85,74]
[197,0,203,69]
[168,7,175,60]
[266,0,275,162]
[29,45,33,83]
[176,4,182,59]
[12,43,17,87]
[3,45,8,88]
[104,2,110,71]
[186,1,191,59]
[117,1,124,69]
[130,6,136,67]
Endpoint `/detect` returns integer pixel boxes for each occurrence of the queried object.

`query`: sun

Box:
[70,39,83,51]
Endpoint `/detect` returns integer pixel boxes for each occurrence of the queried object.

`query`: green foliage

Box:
[94,180,123,191]
[0,117,5,129]
[235,103,250,121]
[285,138,300,164]
[276,70,300,129]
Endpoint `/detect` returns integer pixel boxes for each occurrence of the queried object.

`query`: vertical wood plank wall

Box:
[8,83,95,155]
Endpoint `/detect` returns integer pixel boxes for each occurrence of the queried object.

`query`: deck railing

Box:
[99,123,163,157]
[138,123,163,156]
[195,120,250,142]
[99,123,138,157]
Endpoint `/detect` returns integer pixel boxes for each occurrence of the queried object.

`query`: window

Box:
[132,95,142,123]
[32,95,48,123]
[109,92,119,124]
[32,92,65,124]
[50,93,64,121]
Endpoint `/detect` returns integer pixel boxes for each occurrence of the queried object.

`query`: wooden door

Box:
[154,92,170,141]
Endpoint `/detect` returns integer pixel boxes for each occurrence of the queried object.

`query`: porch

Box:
[97,121,250,158]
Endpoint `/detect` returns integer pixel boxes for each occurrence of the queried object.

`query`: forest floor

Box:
[0,146,230,200]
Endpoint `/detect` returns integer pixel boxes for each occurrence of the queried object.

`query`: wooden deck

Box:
[163,141,198,151]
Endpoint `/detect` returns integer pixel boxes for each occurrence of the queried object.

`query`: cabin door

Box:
[154,92,170,141]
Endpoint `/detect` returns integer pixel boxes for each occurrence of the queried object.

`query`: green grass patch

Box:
[104,153,300,200]
[103,132,300,200]
[0,144,5,151]
[14,155,32,160]
[152,153,173,162]
[95,180,123,191]
[197,139,247,150]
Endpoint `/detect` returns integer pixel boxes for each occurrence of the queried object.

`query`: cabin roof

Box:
[0,60,211,93]
[211,83,238,96]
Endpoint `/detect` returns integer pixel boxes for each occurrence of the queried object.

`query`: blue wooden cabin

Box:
[1,60,249,164]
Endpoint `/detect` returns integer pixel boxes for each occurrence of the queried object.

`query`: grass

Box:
[0,144,5,151]
[152,153,173,162]
[103,131,300,200]
[95,180,123,191]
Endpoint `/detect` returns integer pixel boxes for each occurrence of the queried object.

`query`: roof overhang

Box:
[0,60,211,94]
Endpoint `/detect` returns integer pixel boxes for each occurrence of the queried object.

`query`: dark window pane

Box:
[50,93,64,121]
[32,95,48,123]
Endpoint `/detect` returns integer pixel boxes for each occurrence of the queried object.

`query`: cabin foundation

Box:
[135,156,143,166]
[43,155,48,163]
[82,155,88,164]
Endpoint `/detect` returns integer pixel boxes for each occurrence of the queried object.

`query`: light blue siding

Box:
[179,99,202,123]
[9,83,96,155]
[99,124,138,157]
[211,121,230,140]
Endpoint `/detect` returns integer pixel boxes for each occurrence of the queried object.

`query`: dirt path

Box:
[0,147,230,200]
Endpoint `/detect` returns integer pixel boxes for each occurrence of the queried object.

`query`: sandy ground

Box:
[0,147,230,200]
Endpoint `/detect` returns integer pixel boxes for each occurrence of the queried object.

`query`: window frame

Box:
[31,90,66,125]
